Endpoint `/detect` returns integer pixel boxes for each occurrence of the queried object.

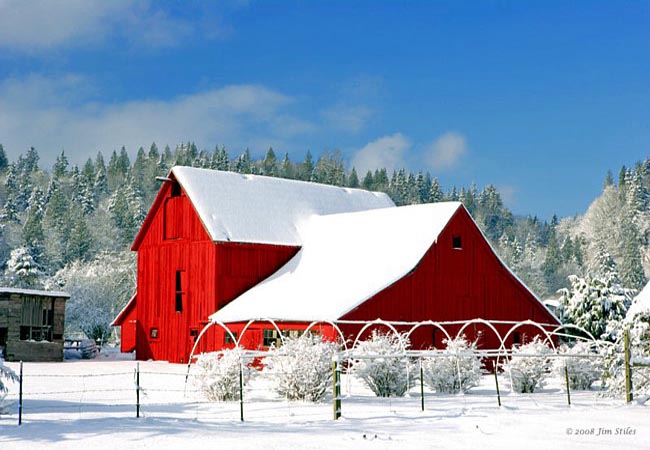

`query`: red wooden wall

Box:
[132,178,299,362]
[340,207,558,349]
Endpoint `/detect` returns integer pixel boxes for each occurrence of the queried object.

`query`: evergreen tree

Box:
[53,150,69,179]
[603,170,614,189]
[298,151,314,181]
[619,216,646,290]
[263,147,278,177]
[23,147,39,174]
[22,188,45,258]
[348,167,360,188]
[0,144,7,171]
[429,178,444,203]
[362,170,374,191]
[66,213,92,261]
[3,247,42,288]
[280,152,294,179]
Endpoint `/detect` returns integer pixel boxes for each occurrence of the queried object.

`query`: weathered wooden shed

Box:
[0,288,69,362]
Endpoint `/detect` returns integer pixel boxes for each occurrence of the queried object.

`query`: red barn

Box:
[114,166,559,362]
[113,167,394,362]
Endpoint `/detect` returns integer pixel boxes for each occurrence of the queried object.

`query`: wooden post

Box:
[332,358,341,420]
[624,330,633,403]
[564,364,571,406]
[239,361,244,422]
[419,360,425,412]
[493,360,501,407]
[18,361,23,426]
[136,362,140,418]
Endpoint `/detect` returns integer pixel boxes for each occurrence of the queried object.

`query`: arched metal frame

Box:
[183,317,609,394]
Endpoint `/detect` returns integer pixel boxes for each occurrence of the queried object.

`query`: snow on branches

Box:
[553,342,602,390]
[421,335,483,394]
[502,337,553,393]
[194,349,251,401]
[262,333,338,402]
[558,273,633,341]
[352,330,415,397]
[0,358,18,414]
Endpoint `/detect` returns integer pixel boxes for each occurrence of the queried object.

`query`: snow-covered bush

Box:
[262,333,338,402]
[352,330,415,397]
[554,342,602,390]
[421,335,483,394]
[3,247,42,288]
[0,358,18,413]
[194,348,251,401]
[502,337,553,393]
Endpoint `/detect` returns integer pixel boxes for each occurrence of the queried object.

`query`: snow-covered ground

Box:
[0,355,647,450]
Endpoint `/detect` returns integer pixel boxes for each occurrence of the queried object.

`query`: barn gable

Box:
[211,202,558,326]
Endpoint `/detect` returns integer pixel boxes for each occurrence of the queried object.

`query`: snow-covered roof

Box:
[210,202,462,323]
[170,167,395,246]
[0,287,70,298]
[627,281,650,318]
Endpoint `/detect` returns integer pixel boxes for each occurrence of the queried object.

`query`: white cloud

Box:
[496,185,517,207]
[0,74,315,165]
[425,132,467,170]
[0,0,196,51]
[350,133,410,175]
[321,104,374,133]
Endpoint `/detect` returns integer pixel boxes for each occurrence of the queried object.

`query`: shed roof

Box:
[0,287,70,298]
[156,167,395,246]
[211,202,462,323]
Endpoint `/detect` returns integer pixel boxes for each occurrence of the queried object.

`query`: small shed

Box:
[0,288,70,362]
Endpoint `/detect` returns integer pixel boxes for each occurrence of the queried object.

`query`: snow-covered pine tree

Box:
[4,247,42,288]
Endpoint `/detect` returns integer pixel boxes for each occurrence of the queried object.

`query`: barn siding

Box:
[340,207,558,349]
[133,180,299,362]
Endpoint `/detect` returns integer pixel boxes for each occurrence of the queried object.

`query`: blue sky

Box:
[0,1,648,219]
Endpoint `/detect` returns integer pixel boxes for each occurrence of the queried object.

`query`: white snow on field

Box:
[0,357,647,450]
[212,202,461,323]
[169,167,394,246]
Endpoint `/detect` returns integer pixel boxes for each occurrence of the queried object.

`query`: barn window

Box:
[150,328,159,339]
[225,331,238,344]
[452,235,462,250]
[175,270,185,313]
[263,329,282,347]
[513,332,521,345]
[20,297,54,342]
[170,180,181,197]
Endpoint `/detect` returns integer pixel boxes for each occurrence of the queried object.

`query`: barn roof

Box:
[135,167,395,247]
[210,202,463,323]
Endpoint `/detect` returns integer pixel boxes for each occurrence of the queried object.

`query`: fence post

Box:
[493,360,501,407]
[136,362,140,418]
[239,360,244,422]
[419,359,424,412]
[564,364,571,406]
[332,356,341,420]
[18,361,23,426]
[624,329,633,403]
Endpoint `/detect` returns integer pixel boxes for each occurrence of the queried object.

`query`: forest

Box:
[0,142,647,342]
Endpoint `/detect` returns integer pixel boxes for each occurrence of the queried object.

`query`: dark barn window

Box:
[452,235,462,250]
[20,297,54,341]
[170,180,181,197]
[513,332,521,345]
[225,331,238,344]
[150,328,159,339]
[175,270,185,313]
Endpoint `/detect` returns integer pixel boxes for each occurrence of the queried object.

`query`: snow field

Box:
[0,359,647,449]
